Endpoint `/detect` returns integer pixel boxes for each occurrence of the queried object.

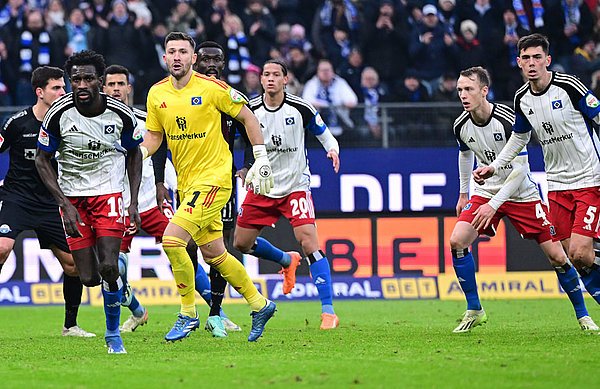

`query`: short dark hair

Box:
[104,64,130,84]
[262,59,288,76]
[64,49,106,78]
[517,33,550,56]
[460,66,490,87]
[165,31,196,51]
[196,40,224,54]
[31,66,64,91]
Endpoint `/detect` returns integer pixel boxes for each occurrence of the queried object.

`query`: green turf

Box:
[0,299,598,388]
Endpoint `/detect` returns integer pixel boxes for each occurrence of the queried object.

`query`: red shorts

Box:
[458,195,555,243]
[548,187,600,241]
[64,193,126,251]
[237,190,316,229]
[120,204,172,252]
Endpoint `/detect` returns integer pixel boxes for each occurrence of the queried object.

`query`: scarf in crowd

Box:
[19,30,50,73]
[505,23,519,67]
[513,0,544,31]
[362,86,379,126]
[563,0,581,44]
[319,0,359,31]
[66,23,90,53]
[226,32,250,86]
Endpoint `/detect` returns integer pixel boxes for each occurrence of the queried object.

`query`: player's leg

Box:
[0,237,15,274]
[293,223,338,329]
[118,250,148,332]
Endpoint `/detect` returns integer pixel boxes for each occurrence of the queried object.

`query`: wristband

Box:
[140,145,149,160]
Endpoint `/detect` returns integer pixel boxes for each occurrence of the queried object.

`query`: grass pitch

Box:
[0,299,598,388]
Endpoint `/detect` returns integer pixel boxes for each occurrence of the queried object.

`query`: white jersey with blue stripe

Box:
[513,72,600,191]
[454,103,540,202]
[249,93,329,198]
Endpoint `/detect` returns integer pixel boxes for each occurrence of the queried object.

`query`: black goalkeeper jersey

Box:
[0,107,58,205]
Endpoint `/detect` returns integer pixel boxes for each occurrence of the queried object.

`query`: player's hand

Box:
[126,204,140,235]
[155,182,172,214]
[235,167,249,182]
[245,145,274,195]
[472,166,495,185]
[456,193,469,217]
[471,203,496,231]
[61,202,84,238]
[327,149,340,173]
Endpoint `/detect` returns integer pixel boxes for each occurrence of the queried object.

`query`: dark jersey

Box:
[0,107,58,205]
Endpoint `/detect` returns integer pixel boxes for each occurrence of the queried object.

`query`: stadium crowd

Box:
[1,0,600,140]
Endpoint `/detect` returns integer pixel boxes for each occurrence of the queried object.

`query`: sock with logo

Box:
[194,263,212,306]
[102,277,123,336]
[307,251,334,314]
[578,264,600,304]
[452,249,481,311]
[555,260,588,318]
[205,251,266,312]
[163,236,196,317]
[209,267,228,317]
[249,237,291,267]
[118,252,145,317]
[63,274,82,328]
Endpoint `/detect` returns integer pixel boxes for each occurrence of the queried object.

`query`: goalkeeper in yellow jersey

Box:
[140,32,275,342]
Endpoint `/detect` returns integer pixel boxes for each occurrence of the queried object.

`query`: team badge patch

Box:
[493,133,503,141]
[549,225,556,236]
[285,117,295,125]
[463,203,472,211]
[586,94,599,108]
[132,126,143,140]
[229,88,244,103]
[315,113,325,127]
[0,134,4,147]
[551,100,562,110]
[38,128,49,146]
[104,124,115,134]
[0,224,11,234]
[191,96,202,105]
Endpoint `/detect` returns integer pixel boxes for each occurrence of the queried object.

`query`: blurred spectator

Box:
[570,38,600,87]
[492,7,528,101]
[265,0,304,26]
[338,47,364,96]
[0,0,26,31]
[288,44,315,83]
[432,72,457,101]
[242,63,261,98]
[218,14,251,88]
[327,25,352,68]
[65,7,93,56]
[302,59,357,137]
[438,0,458,35]
[456,19,485,70]
[513,0,544,32]
[45,0,69,69]
[311,0,360,59]
[396,70,430,102]
[167,0,205,41]
[242,0,276,66]
[285,69,303,95]
[274,22,291,60]
[457,0,503,67]
[85,0,110,25]
[127,0,152,26]
[358,66,392,140]
[288,23,312,53]
[203,0,235,41]
[408,4,457,94]
[45,0,65,30]
[543,0,594,69]
[365,0,409,88]
[0,39,15,105]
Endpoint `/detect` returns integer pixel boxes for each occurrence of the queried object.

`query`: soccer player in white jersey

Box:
[451,66,598,333]
[35,50,143,354]
[233,60,341,329]
[474,33,600,305]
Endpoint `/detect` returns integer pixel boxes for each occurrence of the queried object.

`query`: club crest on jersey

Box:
[191,96,202,105]
[0,224,11,234]
[39,128,49,146]
[586,93,599,108]
[549,225,556,236]
[104,124,116,134]
[463,203,472,211]
[285,117,295,125]
[229,88,244,103]
[493,133,503,141]
[551,99,563,110]
[176,116,187,131]
[271,134,282,146]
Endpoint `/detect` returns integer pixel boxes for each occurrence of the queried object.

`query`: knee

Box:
[569,245,593,267]
[449,233,468,251]
[0,242,14,263]
[62,263,78,277]
[98,262,119,282]
[233,237,253,254]
[79,273,101,287]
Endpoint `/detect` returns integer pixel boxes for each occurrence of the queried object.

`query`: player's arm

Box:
[139,129,163,160]
[235,120,252,182]
[234,105,274,195]
[471,154,528,231]
[307,110,340,173]
[141,90,166,159]
[125,146,142,234]
[0,113,19,153]
[456,149,473,216]
[35,148,84,238]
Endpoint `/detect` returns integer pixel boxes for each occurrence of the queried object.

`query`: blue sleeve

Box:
[577,91,600,119]
[513,111,532,134]
[119,115,142,150]
[37,124,61,152]
[307,112,328,135]
[457,139,469,152]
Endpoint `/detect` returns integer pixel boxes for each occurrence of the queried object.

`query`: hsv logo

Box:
[551,99,563,110]
[493,133,503,141]
[191,96,202,105]
[159,102,167,108]
[285,117,295,125]
[104,124,115,134]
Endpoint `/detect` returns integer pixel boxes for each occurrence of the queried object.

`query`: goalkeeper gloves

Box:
[245,144,274,195]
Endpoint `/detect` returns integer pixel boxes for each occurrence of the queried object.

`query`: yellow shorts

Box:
[171,185,232,246]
